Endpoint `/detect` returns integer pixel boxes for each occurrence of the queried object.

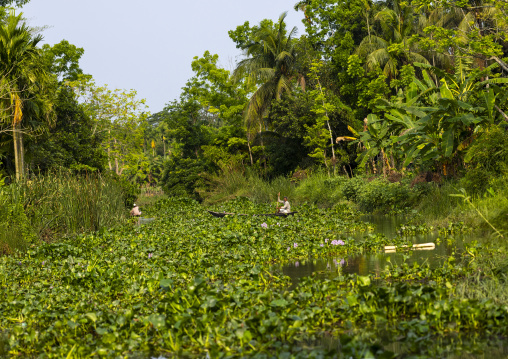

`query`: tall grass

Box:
[203,170,295,206]
[203,170,349,207]
[293,172,347,206]
[137,186,166,208]
[416,178,508,232]
[0,172,127,254]
[453,245,508,306]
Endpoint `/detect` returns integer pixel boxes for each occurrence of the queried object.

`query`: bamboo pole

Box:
[384,243,436,251]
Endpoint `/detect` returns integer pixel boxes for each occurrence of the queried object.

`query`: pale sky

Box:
[18,1,305,113]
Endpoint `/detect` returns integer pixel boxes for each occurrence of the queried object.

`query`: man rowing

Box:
[277,192,291,214]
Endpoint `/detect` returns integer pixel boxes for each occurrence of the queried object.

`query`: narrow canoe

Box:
[207,211,298,218]
[207,211,235,218]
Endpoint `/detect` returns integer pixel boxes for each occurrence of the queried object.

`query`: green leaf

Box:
[85,312,97,323]
[442,128,455,158]
[67,320,79,329]
[159,278,173,291]
[201,297,217,309]
[146,314,166,329]
[101,333,116,344]
[270,298,289,307]
[235,328,252,341]
[440,80,454,100]
[357,276,371,286]
[482,88,495,123]
[346,295,358,306]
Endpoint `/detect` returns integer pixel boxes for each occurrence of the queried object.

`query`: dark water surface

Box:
[280,215,473,288]
[278,215,507,358]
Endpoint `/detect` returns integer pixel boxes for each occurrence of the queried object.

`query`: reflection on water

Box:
[316,331,508,359]
[281,215,467,288]
[278,215,504,358]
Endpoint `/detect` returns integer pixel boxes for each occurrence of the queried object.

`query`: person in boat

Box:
[130,203,142,217]
[277,192,291,214]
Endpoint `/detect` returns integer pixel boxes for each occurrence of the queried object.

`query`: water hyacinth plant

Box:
[0,197,506,358]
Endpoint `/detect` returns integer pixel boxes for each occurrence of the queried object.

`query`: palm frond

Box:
[366,48,390,72]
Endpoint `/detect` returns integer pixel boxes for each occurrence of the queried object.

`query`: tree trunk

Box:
[114,138,120,175]
[259,122,267,176]
[13,122,24,181]
[326,119,336,176]
[107,129,112,170]
[366,11,371,43]
[381,148,387,178]
[12,95,24,181]
[247,138,254,165]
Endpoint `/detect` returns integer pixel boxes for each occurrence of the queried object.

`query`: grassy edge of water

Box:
[201,171,508,236]
[0,172,130,254]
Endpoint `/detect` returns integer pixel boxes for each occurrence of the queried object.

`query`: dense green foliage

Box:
[1,198,506,357]
[0,172,128,254]
[147,0,508,199]
[0,1,507,204]
[29,87,107,173]
[0,3,507,357]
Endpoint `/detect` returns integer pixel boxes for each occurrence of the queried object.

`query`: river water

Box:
[278,215,507,358]
[281,215,468,288]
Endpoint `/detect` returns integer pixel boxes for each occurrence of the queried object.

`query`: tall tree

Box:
[294,0,371,56]
[66,75,149,176]
[355,0,429,80]
[0,11,53,180]
[233,13,304,165]
[30,86,107,173]
[41,40,86,82]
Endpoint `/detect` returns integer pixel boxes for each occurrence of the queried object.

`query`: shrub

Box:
[354,178,415,212]
[161,157,209,200]
[462,126,508,196]
[294,172,348,206]
[341,176,365,202]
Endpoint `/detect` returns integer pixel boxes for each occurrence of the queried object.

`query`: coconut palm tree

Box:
[233,13,305,164]
[355,0,430,79]
[0,11,52,180]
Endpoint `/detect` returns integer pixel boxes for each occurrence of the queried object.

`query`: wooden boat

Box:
[207,211,236,218]
[257,212,298,218]
[207,210,298,218]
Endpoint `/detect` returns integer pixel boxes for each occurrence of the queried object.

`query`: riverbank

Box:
[202,171,508,236]
[0,172,135,255]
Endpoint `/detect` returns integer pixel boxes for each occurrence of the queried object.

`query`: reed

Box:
[204,171,349,207]
[0,171,128,253]
[416,178,508,232]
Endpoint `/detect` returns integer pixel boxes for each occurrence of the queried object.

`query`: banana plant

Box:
[356,114,394,172]
[368,60,508,172]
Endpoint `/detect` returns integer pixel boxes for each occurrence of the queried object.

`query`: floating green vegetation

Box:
[0,198,506,358]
